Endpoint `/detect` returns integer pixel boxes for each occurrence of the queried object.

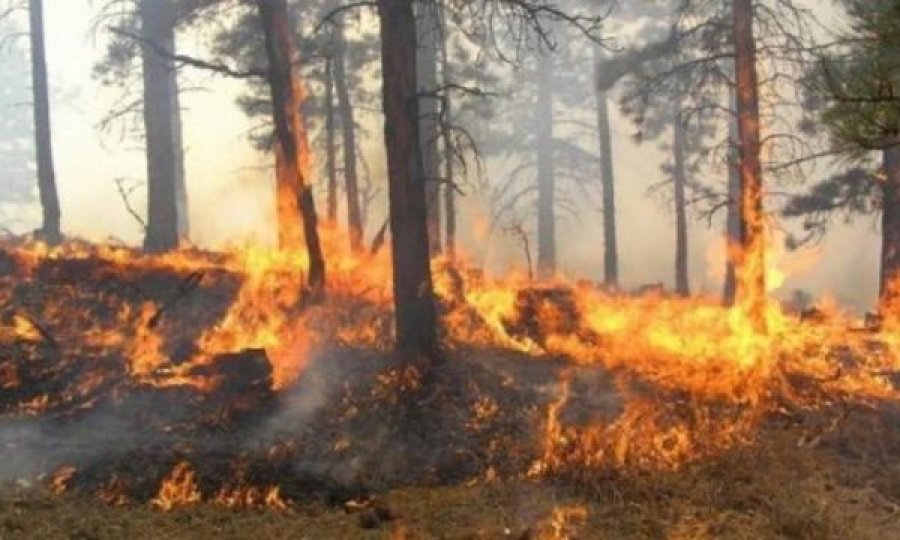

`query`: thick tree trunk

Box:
[732,0,766,327]
[880,144,900,303]
[333,19,363,250]
[324,55,338,222]
[416,0,442,255]
[536,53,556,278]
[595,48,618,288]
[258,0,325,291]
[140,0,187,252]
[28,0,60,245]
[672,103,690,296]
[377,0,438,356]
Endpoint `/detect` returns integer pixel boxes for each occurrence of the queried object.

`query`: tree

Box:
[28,0,60,244]
[480,24,599,281]
[330,10,364,250]
[671,96,691,296]
[618,0,816,313]
[258,0,325,290]
[324,52,338,221]
[95,0,200,251]
[730,0,766,324]
[203,0,374,250]
[594,45,618,287]
[785,1,900,305]
[535,51,556,277]
[377,0,437,356]
[139,0,188,252]
[439,4,456,258]
[417,0,443,255]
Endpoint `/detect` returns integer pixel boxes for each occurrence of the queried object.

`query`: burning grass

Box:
[2,233,900,536]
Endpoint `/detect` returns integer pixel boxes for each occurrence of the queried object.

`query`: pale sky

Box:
[1,1,883,311]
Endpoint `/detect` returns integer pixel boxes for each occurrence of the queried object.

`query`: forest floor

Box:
[2,241,900,539]
[3,435,900,539]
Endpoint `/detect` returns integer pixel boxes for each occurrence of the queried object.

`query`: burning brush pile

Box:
[3,233,900,533]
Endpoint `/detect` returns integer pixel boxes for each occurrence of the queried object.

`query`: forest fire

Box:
[3,228,900,512]
[5,0,900,536]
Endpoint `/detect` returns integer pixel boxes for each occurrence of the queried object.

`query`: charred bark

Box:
[333,18,363,250]
[732,0,766,327]
[28,0,61,245]
[672,103,690,297]
[594,48,617,288]
[258,0,325,291]
[416,0,442,255]
[377,0,438,356]
[140,0,188,253]
[536,53,556,278]
[881,143,900,303]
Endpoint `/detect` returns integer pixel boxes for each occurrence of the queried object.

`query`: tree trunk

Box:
[536,53,556,278]
[440,8,455,260]
[594,48,617,288]
[416,0,442,255]
[732,0,766,327]
[672,102,690,296]
[28,0,60,245]
[333,18,363,250]
[377,0,437,356]
[880,143,900,304]
[723,83,740,305]
[258,0,325,291]
[324,55,338,222]
[140,0,188,252]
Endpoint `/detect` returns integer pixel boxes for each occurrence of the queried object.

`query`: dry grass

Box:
[2,429,899,540]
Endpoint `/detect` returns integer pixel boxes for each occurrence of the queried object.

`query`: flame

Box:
[48,465,77,495]
[538,504,588,540]
[4,219,900,481]
[151,461,202,511]
[214,484,288,510]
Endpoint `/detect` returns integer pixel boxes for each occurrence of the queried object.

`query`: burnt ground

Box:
[1,245,900,538]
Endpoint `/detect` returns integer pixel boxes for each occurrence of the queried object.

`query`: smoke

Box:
[0,2,881,310]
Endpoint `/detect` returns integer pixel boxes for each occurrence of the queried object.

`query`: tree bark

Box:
[732,0,766,327]
[377,0,438,356]
[140,0,188,252]
[28,0,60,245]
[416,0,442,255]
[672,102,690,296]
[594,48,617,288]
[333,18,363,250]
[324,55,338,223]
[258,0,325,291]
[880,143,900,303]
[536,53,556,278]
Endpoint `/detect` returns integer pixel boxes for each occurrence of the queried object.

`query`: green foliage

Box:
[816,1,900,153]
[786,1,900,232]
